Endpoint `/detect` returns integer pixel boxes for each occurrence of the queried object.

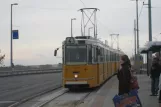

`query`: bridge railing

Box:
[0,69,62,77]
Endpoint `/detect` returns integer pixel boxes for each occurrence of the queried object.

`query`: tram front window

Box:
[65,46,87,65]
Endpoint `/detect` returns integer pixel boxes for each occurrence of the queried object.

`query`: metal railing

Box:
[0,69,62,77]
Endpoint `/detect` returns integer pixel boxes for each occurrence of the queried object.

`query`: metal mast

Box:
[79,8,99,38]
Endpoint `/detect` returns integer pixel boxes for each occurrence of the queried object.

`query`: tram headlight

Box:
[74,74,78,78]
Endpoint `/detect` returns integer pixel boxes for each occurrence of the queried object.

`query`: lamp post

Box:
[71,18,76,37]
[11,3,18,71]
[88,27,93,36]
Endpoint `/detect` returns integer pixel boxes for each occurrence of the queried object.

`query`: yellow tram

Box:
[55,36,124,89]
[54,8,124,89]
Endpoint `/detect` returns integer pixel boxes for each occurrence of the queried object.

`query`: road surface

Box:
[0,73,62,107]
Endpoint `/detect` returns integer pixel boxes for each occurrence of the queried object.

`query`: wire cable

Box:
[80,0,87,8]
[139,0,146,20]
[18,6,75,11]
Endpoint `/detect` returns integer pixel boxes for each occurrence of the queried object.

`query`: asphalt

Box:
[0,73,62,107]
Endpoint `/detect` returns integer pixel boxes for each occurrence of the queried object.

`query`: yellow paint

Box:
[63,61,119,88]
[63,64,98,88]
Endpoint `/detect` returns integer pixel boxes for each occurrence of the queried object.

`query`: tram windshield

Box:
[65,45,87,65]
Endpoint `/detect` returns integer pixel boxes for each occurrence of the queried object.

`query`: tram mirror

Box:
[54,50,57,56]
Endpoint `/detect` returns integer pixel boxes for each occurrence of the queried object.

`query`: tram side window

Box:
[109,51,111,62]
[118,54,119,61]
[115,53,117,62]
[105,50,108,62]
[118,54,120,61]
[112,52,114,62]
[112,52,113,62]
[114,53,115,61]
[104,49,106,62]
[113,53,114,61]
[113,52,114,61]
[93,46,98,63]
[116,54,118,61]
[100,48,104,62]
[104,49,106,63]
[111,52,113,62]
[107,50,109,62]
[88,45,92,64]
[112,53,114,62]
[93,46,96,63]
[105,50,107,62]
[62,46,64,64]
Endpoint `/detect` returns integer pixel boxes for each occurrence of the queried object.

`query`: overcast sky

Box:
[0,0,161,66]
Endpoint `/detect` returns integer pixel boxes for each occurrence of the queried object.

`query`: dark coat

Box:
[150,63,161,78]
[117,63,132,95]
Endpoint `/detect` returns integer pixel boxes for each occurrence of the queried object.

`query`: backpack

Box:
[129,69,139,90]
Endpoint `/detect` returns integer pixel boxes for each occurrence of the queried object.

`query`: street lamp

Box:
[88,27,93,36]
[71,18,76,37]
[11,3,18,70]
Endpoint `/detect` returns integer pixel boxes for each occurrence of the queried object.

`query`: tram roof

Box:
[62,36,125,55]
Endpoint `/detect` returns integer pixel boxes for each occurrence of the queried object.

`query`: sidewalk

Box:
[86,74,159,107]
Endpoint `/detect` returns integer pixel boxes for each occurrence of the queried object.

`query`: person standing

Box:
[117,55,132,95]
[157,57,161,103]
[150,57,160,96]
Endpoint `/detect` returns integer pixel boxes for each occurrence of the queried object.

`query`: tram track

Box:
[37,89,69,107]
[41,87,99,107]
[75,90,92,107]
[41,75,116,107]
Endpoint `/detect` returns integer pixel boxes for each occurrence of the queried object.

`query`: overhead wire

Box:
[80,0,87,8]
[138,0,146,20]
[17,6,75,11]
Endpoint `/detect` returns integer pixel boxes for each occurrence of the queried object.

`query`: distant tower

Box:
[79,8,99,38]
